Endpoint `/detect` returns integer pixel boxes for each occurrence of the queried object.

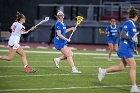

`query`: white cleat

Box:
[53,58,60,68]
[108,58,112,61]
[72,69,82,74]
[98,68,106,81]
[131,86,140,93]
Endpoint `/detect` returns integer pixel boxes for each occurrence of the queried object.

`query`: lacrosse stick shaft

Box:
[26,23,41,33]
[69,24,78,39]
[134,42,138,55]
[134,32,139,55]
[26,17,49,33]
[25,23,43,33]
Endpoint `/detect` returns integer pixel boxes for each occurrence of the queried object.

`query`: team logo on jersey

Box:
[63,27,66,29]
[56,36,59,40]
[133,28,136,32]
[124,25,127,29]
[57,26,60,29]
[124,40,128,44]
[111,30,117,32]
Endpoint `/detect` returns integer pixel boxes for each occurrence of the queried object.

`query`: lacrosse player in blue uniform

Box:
[53,10,81,73]
[105,19,120,61]
[98,7,140,92]
[99,19,120,61]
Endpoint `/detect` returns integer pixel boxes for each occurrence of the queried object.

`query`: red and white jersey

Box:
[10,22,25,37]
[8,22,25,46]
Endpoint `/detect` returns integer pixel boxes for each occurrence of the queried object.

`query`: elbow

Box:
[57,34,61,38]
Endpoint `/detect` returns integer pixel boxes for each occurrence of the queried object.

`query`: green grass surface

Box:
[0,48,140,93]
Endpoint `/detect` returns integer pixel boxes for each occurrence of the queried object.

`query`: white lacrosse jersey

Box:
[8,22,25,47]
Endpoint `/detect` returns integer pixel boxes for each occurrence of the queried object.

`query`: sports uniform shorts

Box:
[117,48,133,59]
[107,36,118,44]
[54,43,68,50]
[8,41,20,49]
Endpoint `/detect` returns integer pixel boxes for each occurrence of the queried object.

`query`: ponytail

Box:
[128,6,138,18]
[16,11,26,21]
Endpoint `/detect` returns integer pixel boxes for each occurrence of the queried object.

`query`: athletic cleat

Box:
[108,58,112,61]
[25,65,36,73]
[72,69,82,74]
[131,86,140,93]
[53,58,60,68]
[98,68,106,81]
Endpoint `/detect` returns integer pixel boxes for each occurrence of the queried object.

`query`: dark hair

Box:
[128,6,138,18]
[16,11,26,21]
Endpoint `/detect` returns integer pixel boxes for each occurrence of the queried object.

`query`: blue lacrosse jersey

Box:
[105,25,120,44]
[117,19,137,58]
[54,21,68,50]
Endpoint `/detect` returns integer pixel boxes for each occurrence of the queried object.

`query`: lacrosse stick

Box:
[133,32,139,55]
[69,16,84,39]
[99,28,106,34]
[26,17,49,33]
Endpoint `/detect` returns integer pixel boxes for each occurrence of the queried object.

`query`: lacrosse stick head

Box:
[40,17,49,24]
[99,28,104,34]
[134,50,138,55]
[45,17,49,21]
[76,16,84,25]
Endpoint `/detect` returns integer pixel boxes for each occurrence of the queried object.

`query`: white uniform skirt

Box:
[8,36,20,49]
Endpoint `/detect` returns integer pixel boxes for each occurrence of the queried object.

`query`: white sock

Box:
[103,69,107,75]
[72,66,77,71]
[132,84,137,88]
[55,58,60,63]
[24,65,28,68]
[57,58,60,62]
[104,69,107,73]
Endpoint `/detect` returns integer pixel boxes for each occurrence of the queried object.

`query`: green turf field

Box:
[0,48,140,93]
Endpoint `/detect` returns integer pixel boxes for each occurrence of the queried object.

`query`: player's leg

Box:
[98,58,127,81]
[108,43,113,61]
[60,46,81,73]
[125,58,140,92]
[113,38,118,52]
[0,47,16,61]
[16,46,28,66]
[113,44,118,52]
[54,55,66,68]
[16,46,35,73]
[106,58,127,72]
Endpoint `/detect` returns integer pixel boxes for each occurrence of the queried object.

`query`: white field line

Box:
[0,66,100,68]
[93,57,140,60]
[0,50,140,57]
[0,74,96,78]
[0,85,139,92]
[0,72,140,78]
[93,57,120,59]
[0,65,140,68]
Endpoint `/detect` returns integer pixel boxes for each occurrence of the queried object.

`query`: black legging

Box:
[48,25,55,45]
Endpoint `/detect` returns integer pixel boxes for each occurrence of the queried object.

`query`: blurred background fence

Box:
[0,0,140,45]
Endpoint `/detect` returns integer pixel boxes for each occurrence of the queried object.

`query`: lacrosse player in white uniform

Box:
[0,12,36,73]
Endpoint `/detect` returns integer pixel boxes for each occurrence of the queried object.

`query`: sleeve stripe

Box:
[21,28,26,32]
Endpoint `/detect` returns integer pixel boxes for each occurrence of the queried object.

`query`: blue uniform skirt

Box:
[107,36,118,44]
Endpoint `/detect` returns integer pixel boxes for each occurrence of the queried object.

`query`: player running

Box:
[53,10,81,73]
[0,12,36,73]
[99,19,120,61]
[98,7,140,92]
